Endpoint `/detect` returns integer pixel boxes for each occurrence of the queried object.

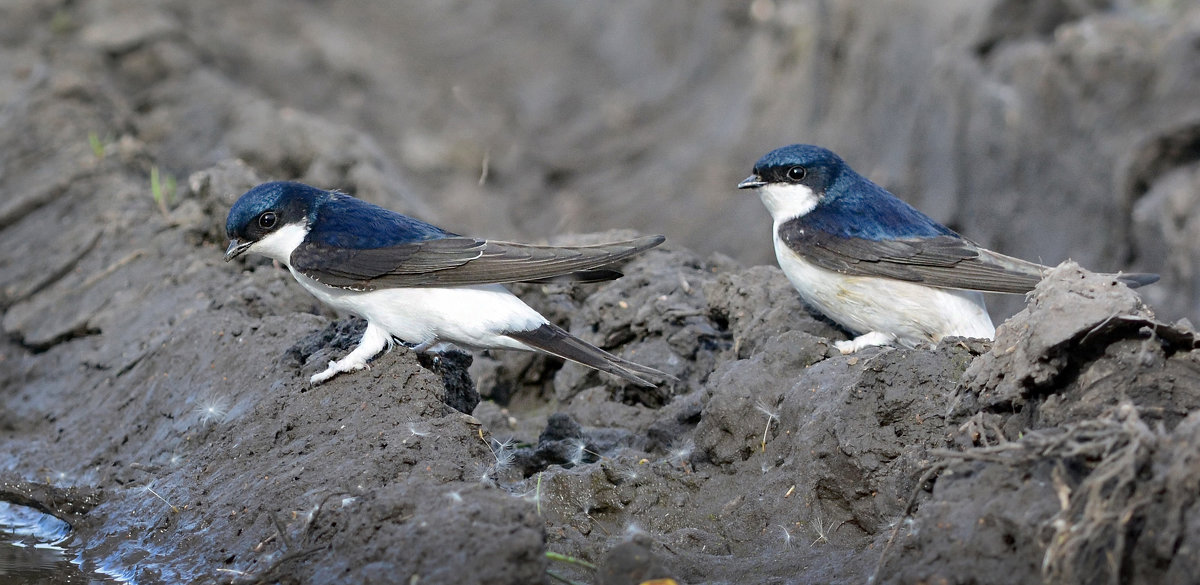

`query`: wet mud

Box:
[4,2,1200,584]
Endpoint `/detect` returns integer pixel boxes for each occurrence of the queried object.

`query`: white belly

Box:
[287,268,546,350]
[773,232,995,347]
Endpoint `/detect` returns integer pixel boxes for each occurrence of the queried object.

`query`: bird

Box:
[224,181,671,387]
[737,144,1158,354]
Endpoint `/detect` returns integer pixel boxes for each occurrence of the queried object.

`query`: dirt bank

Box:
[4,2,1200,584]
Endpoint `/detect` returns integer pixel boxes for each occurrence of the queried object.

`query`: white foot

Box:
[411,340,455,354]
[310,359,368,384]
[309,322,391,385]
[835,331,895,354]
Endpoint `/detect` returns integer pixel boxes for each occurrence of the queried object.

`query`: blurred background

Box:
[2,0,1198,322]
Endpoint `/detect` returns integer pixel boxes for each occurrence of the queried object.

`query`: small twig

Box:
[585,512,611,536]
[143,485,179,513]
[871,463,946,583]
[81,249,145,289]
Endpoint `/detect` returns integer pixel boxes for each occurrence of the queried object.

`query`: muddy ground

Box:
[3,1,1200,584]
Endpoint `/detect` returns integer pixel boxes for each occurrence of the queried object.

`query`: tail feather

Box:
[506,323,674,388]
[523,268,626,285]
[1115,272,1159,289]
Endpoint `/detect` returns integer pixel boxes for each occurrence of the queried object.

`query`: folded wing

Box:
[291,234,666,290]
[779,220,1155,293]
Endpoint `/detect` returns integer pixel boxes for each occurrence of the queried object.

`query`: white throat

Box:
[758,183,819,223]
[249,222,308,265]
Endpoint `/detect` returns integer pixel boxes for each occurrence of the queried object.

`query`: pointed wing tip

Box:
[648,372,681,387]
[525,268,624,285]
[1118,272,1159,288]
[613,368,674,388]
[631,234,666,251]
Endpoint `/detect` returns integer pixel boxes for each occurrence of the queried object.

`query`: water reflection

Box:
[0,501,121,585]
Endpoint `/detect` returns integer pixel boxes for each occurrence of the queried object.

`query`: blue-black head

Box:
[737,144,850,222]
[224,181,327,261]
[739,144,957,239]
[738,144,847,193]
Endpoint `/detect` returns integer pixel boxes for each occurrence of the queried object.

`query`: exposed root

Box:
[1037,405,1157,585]
[879,403,1168,585]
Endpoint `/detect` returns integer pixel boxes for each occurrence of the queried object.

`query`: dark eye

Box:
[258,211,277,229]
[786,166,807,182]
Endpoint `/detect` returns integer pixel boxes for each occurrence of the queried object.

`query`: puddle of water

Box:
[0,501,124,584]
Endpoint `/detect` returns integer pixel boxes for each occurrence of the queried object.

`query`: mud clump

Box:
[877,264,1200,584]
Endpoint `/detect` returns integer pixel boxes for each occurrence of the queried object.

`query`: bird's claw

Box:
[309,358,369,385]
[835,331,894,354]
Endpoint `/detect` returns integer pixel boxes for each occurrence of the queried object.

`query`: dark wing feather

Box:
[506,323,673,388]
[779,219,1047,294]
[291,235,665,290]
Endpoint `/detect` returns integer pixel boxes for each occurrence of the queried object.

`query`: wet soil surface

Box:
[4,2,1200,584]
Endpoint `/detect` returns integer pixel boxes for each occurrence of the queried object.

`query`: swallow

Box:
[225,181,670,386]
[738,144,1158,353]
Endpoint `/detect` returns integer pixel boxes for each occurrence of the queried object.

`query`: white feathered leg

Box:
[835,331,895,354]
[310,322,392,384]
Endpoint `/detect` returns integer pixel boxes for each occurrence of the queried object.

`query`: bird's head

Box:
[224,181,325,263]
[738,144,846,222]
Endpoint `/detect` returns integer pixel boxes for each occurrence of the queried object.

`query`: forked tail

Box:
[506,323,674,388]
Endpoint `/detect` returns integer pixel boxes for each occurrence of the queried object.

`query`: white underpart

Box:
[759,185,995,353]
[291,274,546,352]
[251,222,548,383]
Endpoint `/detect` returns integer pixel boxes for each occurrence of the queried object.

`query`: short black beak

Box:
[224,239,252,262]
[737,175,766,190]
